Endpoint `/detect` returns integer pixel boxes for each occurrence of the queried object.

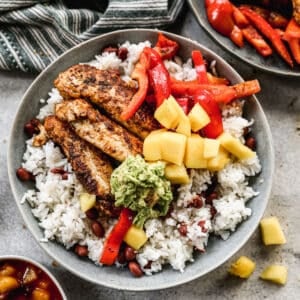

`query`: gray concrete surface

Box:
[0,5,299,300]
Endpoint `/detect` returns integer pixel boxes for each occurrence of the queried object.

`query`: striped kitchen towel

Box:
[0,0,184,73]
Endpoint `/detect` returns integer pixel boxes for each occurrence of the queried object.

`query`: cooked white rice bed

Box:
[22,41,261,274]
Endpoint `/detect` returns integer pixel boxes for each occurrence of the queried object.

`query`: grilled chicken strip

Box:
[44,116,112,197]
[55,99,143,161]
[54,64,159,139]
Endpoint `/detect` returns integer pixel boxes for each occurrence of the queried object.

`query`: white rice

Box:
[21,41,261,274]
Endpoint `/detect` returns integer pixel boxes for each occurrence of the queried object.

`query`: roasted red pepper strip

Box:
[287,39,300,64]
[232,6,249,28]
[207,73,230,85]
[144,47,171,107]
[242,25,273,57]
[230,25,244,48]
[171,80,260,103]
[100,208,134,265]
[148,63,171,107]
[283,18,300,39]
[175,97,190,114]
[121,59,148,120]
[194,90,223,139]
[192,50,209,83]
[240,6,294,67]
[205,0,234,37]
[155,32,179,60]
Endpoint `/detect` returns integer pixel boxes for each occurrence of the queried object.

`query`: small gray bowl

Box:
[8,29,274,291]
[0,255,67,299]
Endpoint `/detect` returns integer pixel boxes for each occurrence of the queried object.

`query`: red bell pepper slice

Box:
[205,0,235,37]
[171,80,260,104]
[287,39,300,64]
[192,50,209,83]
[148,63,171,107]
[155,32,179,60]
[121,60,149,120]
[143,47,171,107]
[239,6,293,67]
[230,25,244,48]
[175,97,190,114]
[242,25,273,57]
[207,73,230,85]
[232,6,249,28]
[194,90,223,139]
[283,18,300,40]
[100,208,134,265]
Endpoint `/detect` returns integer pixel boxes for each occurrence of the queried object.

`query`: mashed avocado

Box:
[110,155,173,228]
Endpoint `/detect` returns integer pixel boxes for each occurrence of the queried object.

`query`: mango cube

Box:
[260,265,288,285]
[176,115,191,137]
[160,131,187,165]
[154,99,179,129]
[218,132,256,160]
[188,103,211,132]
[79,193,96,212]
[229,256,256,278]
[203,138,220,159]
[168,95,186,119]
[207,147,230,171]
[143,129,166,161]
[124,225,148,250]
[260,217,286,245]
[184,134,207,168]
[165,164,190,184]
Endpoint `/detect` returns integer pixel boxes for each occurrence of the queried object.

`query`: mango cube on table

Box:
[229,256,256,278]
[188,103,210,132]
[165,164,190,184]
[260,217,286,245]
[260,265,288,285]
[218,132,256,160]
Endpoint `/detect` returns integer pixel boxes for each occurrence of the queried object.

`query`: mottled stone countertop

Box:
[0,5,299,300]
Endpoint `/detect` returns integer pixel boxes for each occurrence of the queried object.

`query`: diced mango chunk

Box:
[143,129,166,161]
[160,131,187,165]
[229,256,256,278]
[176,115,191,137]
[218,132,256,160]
[188,103,211,132]
[165,164,190,184]
[207,147,230,171]
[168,95,186,119]
[184,134,207,168]
[79,193,96,212]
[260,265,288,285]
[154,98,180,129]
[203,138,220,159]
[260,217,286,245]
[124,225,148,250]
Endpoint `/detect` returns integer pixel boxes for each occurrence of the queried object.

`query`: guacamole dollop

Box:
[110,155,173,228]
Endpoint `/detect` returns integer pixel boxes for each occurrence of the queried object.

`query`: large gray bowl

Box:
[8,29,274,291]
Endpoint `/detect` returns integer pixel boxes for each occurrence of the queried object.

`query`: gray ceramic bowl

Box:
[188,0,300,77]
[8,29,274,291]
[0,255,67,299]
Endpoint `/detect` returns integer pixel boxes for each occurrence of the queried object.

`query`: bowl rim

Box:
[7,28,274,291]
[0,255,67,299]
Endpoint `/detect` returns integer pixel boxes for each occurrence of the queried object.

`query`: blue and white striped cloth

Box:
[0,0,184,72]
